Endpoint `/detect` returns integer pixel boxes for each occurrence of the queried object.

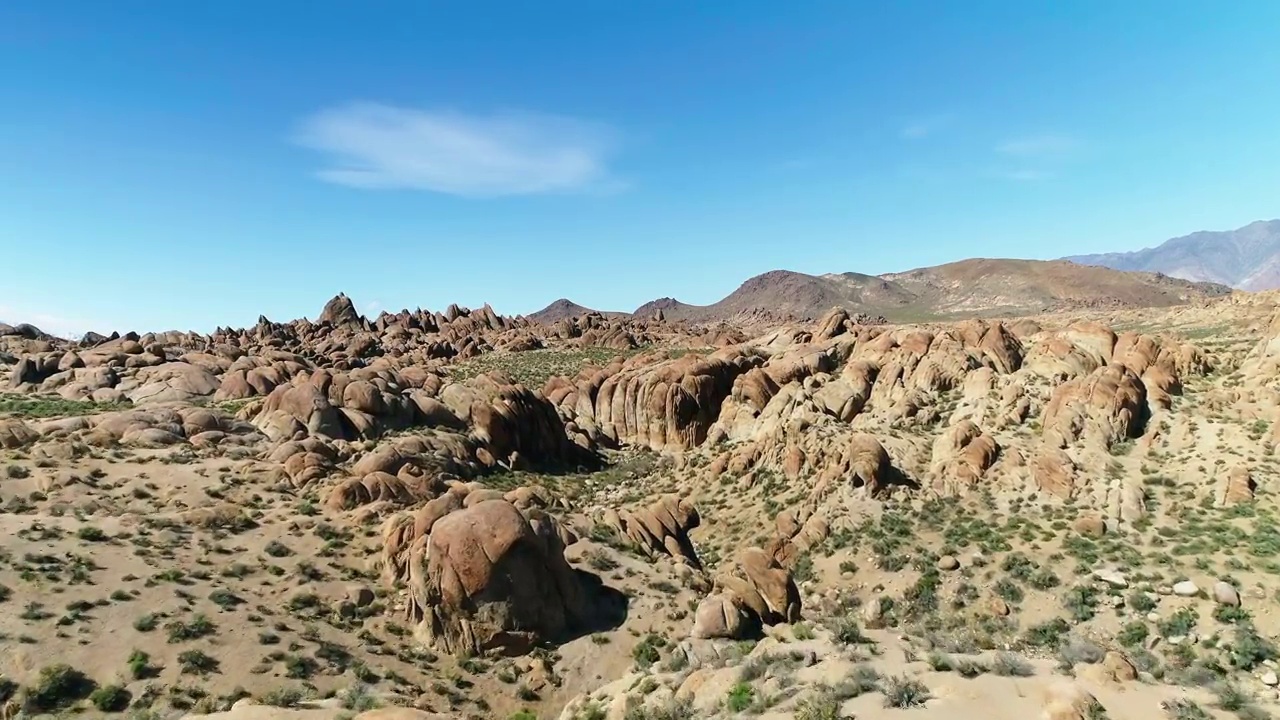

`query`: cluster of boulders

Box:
[596,494,703,568]
[0,405,261,451]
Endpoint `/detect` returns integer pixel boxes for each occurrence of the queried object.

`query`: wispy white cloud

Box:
[999,169,1051,182]
[293,102,622,198]
[995,133,1081,159]
[900,114,954,140]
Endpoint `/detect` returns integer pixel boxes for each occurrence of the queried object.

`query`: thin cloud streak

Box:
[996,133,1082,159]
[294,103,621,198]
[900,114,954,140]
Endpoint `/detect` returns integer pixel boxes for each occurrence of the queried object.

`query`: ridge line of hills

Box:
[531,257,1232,325]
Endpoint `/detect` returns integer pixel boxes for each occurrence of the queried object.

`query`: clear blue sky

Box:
[3,1,1279,335]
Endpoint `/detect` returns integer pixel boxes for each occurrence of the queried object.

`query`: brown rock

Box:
[407,499,585,655]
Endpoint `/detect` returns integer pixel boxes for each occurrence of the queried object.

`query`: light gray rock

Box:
[1214,581,1241,607]
[1093,568,1128,588]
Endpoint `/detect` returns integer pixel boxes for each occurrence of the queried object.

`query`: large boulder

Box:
[407,499,586,656]
[0,418,39,449]
[125,362,221,404]
[1042,365,1147,449]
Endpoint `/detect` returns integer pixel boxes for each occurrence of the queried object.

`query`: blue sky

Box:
[3,1,1280,336]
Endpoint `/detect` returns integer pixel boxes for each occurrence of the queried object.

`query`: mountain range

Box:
[532,258,1231,324]
[1065,219,1280,291]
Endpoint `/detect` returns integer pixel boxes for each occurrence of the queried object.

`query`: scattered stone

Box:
[1173,580,1200,597]
[937,555,959,571]
[1213,581,1241,607]
[1092,568,1128,588]
[1262,671,1279,687]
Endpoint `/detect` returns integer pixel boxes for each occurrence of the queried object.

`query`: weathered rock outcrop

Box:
[1042,365,1147,449]
[692,547,801,639]
[406,499,586,656]
[598,494,702,568]
[546,348,764,450]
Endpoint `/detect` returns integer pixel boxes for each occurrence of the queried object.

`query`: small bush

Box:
[1161,699,1211,720]
[263,540,292,558]
[1117,622,1150,647]
[991,652,1035,677]
[1226,623,1279,671]
[77,526,108,542]
[795,686,841,720]
[1022,618,1070,648]
[208,588,244,609]
[725,682,754,712]
[90,684,131,712]
[881,675,931,709]
[832,616,875,646]
[178,649,220,675]
[1213,683,1252,712]
[632,633,666,669]
[166,614,216,642]
[127,649,156,680]
[1128,591,1157,613]
[23,664,96,713]
[260,687,305,708]
[133,613,159,632]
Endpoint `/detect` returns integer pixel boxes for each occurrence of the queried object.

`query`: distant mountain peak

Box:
[1065,219,1280,291]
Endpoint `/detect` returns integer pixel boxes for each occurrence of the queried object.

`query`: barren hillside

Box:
[630,259,1231,325]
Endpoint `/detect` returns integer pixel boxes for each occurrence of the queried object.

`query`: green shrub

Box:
[90,684,131,712]
[1117,622,1150,647]
[632,633,667,669]
[165,614,216,642]
[178,649,220,675]
[725,682,754,712]
[23,664,96,713]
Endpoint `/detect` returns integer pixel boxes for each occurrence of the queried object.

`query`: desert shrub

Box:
[832,616,875,646]
[90,684,131,712]
[166,614,216,642]
[1225,623,1278,671]
[632,633,666,669]
[23,664,96,713]
[623,696,693,720]
[585,549,618,571]
[725,683,754,712]
[1159,608,1199,638]
[1022,618,1070,648]
[993,579,1024,603]
[881,675,931,708]
[1213,683,1252,712]
[77,526,108,542]
[991,652,1035,677]
[260,686,305,708]
[794,686,841,720]
[127,649,156,680]
[178,649,220,675]
[1128,591,1157,613]
[1161,699,1211,720]
[1062,585,1099,622]
[1117,622,1150,647]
